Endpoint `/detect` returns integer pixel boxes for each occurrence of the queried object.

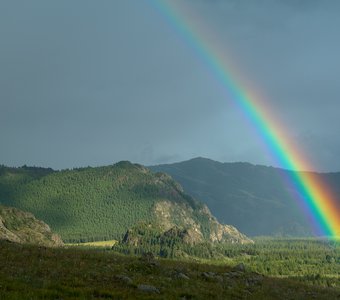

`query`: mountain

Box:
[0,205,63,246]
[0,162,251,244]
[150,157,340,237]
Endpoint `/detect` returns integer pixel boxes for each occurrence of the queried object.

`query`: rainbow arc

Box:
[149,0,340,237]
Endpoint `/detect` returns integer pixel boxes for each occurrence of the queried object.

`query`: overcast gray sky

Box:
[1,0,340,171]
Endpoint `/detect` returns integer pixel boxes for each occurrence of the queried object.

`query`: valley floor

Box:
[1,240,340,299]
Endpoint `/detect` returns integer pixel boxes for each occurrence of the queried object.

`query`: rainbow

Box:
[148,0,340,237]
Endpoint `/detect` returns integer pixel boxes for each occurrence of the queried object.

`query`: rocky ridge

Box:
[152,199,252,244]
[0,205,63,246]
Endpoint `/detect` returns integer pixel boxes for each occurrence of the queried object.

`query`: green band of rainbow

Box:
[149,0,340,237]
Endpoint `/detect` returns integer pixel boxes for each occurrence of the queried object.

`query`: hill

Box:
[0,162,250,244]
[0,205,63,246]
[150,157,340,237]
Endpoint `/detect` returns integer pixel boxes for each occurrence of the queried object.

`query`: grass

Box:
[68,240,117,248]
[1,240,340,299]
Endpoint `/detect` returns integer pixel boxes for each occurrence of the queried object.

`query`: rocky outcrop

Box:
[0,205,63,247]
[163,226,204,245]
[153,200,253,244]
[209,223,252,244]
[122,202,252,248]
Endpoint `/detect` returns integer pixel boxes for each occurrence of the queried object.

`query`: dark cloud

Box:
[1,0,339,171]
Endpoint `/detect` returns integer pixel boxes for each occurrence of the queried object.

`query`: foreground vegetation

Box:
[1,239,340,299]
[221,237,340,288]
[112,236,340,289]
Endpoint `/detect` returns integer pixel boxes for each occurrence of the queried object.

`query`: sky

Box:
[1,0,340,171]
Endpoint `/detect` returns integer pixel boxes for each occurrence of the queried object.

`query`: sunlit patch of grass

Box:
[68,239,117,248]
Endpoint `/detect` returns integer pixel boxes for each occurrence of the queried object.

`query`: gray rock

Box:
[177,272,190,280]
[137,284,160,294]
[201,272,216,280]
[224,271,243,279]
[233,263,246,272]
[115,275,133,285]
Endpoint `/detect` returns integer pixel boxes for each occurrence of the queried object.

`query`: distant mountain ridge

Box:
[0,162,251,244]
[150,157,340,237]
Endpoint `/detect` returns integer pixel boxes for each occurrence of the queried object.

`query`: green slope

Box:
[0,162,171,241]
[150,157,340,237]
[0,161,250,243]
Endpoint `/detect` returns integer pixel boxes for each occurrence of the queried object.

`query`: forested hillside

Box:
[150,157,340,237]
[0,162,250,243]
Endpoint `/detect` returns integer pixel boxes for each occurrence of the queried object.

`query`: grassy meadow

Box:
[1,237,340,299]
[68,240,118,248]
